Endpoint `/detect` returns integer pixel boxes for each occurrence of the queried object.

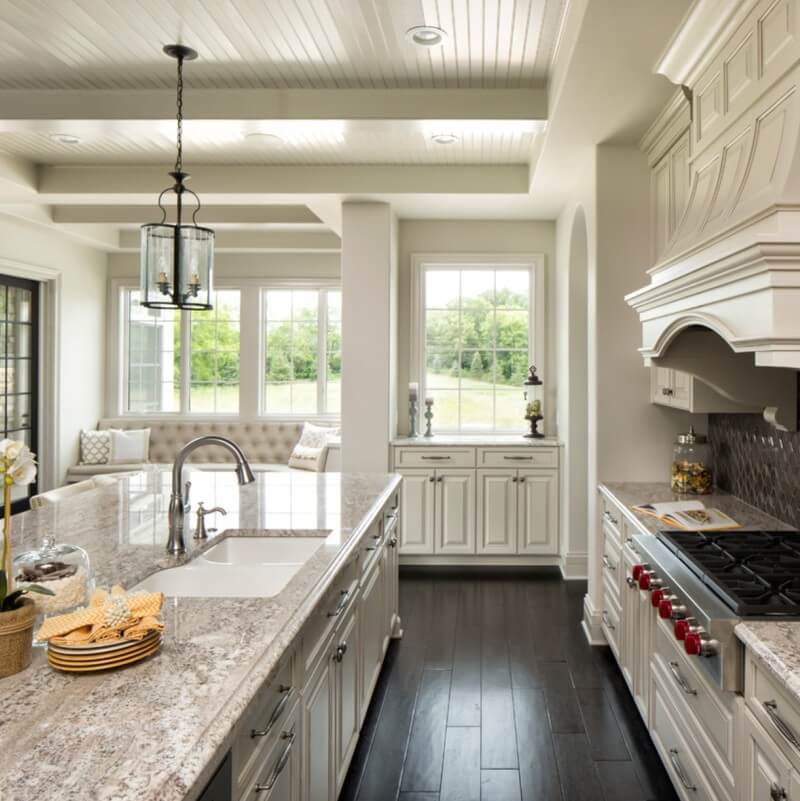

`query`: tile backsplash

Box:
[709,413,800,528]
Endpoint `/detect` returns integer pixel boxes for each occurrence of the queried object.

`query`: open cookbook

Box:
[631,500,741,531]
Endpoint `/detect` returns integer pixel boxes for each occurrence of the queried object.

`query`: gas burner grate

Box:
[657,529,800,616]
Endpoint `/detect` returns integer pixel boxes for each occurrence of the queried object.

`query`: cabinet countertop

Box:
[0,468,400,801]
[600,481,800,711]
[392,435,561,447]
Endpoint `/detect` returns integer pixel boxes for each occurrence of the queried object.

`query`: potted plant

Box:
[0,440,53,678]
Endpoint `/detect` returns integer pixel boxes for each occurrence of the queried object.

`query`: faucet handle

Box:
[193,502,227,540]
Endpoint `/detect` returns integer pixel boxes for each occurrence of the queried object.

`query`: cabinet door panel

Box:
[652,156,671,261]
[742,707,791,801]
[397,469,435,554]
[670,370,692,410]
[652,367,674,406]
[670,131,690,232]
[476,469,517,554]
[335,603,359,793]
[253,705,301,801]
[359,555,385,719]
[517,470,558,555]
[435,469,476,554]
[302,649,333,801]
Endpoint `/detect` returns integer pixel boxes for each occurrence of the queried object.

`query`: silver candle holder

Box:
[424,398,434,437]
[409,399,419,438]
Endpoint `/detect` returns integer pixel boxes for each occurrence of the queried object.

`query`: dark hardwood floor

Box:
[340,571,679,801]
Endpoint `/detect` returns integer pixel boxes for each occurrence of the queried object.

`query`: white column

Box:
[340,202,398,472]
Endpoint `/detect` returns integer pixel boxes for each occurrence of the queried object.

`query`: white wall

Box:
[396,219,557,436]
[0,215,107,486]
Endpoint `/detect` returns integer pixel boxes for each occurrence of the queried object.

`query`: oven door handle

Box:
[668,661,697,696]
[763,700,800,752]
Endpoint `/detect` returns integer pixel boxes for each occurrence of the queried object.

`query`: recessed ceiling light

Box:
[49,133,82,145]
[406,25,447,47]
[245,132,284,145]
[431,133,459,145]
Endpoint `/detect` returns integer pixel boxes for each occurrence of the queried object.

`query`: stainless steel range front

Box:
[631,529,800,692]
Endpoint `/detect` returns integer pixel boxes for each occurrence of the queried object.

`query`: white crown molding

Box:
[654,0,754,87]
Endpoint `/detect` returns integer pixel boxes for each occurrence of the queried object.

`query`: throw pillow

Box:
[80,429,111,466]
[109,428,151,464]
[288,422,337,472]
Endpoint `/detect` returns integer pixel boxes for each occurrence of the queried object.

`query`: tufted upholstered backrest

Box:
[98,419,304,465]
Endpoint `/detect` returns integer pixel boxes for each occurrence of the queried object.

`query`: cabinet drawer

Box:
[301,559,358,676]
[394,447,475,468]
[746,649,800,771]
[653,618,736,786]
[600,493,623,544]
[239,700,300,801]
[233,654,296,799]
[601,531,621,604]
[601,593,621,659]
[650,664,724,801]
[477,447,558,468]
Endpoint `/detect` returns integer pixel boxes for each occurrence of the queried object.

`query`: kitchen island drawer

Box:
[746,649,800,770]
[394,447,475,468]
[476,447,558,468]
[233,654,296,799]
[601,530,621,603]
[652,618,736,786]
[650,664,725,801]
[599,493,623,544]
[601,593,621,659]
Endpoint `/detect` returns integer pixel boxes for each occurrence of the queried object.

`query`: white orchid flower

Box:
[7,447,37,486]
[4,440,26,463]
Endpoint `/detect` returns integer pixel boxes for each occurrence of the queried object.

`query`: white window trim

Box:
[410,252,545,433]
[259,281,341,421]
[111,276,342,424]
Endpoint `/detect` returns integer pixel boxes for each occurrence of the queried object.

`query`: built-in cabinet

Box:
[393,445,559,560]
[201,491,400,801]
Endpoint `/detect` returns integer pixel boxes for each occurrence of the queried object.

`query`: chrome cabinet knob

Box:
[334,642,348,662]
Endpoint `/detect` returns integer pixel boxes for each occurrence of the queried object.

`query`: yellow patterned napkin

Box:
[36,585,164,644]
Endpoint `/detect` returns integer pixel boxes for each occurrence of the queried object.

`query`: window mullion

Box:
[318,290,326,414]
[181,310,191,414]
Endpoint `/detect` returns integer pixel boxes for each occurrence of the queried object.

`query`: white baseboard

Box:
[559,551,588,580]
[582,593,606,645]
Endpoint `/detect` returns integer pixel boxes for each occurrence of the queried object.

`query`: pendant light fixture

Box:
[140,44,214,311]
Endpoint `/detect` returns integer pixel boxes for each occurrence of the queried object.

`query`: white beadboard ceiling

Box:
[0,120,540,165]
[0,0,564,90]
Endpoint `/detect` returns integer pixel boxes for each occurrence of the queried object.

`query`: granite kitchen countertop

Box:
[0,468,400,801]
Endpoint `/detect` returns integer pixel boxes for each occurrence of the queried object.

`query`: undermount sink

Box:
[202,536,325,565]
[134,536,326,598]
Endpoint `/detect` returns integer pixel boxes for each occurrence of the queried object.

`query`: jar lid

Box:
[677,425,707,445]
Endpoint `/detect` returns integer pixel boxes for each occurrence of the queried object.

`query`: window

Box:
[420,265,534,431]
[263,288,341,416]
[125,289,240,414]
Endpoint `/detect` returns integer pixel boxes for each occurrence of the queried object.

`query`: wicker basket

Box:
[0,598,36,678]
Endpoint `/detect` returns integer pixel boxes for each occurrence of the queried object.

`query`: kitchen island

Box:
[0,468,402,801]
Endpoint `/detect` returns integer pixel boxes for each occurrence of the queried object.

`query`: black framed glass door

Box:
[0,276,38,512]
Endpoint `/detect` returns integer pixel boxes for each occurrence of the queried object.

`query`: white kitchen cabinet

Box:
[333,600,359,795]
[620,543,639,692]
[650,366,756,413]
[244,703,301,801]
[517,469,559,554]
[359,551,385,719]
[302,637,334,801]
[397,469,435,554]
[436,469,476,554]
[742,706,793,801]
[476,469,517,554]
[651,128,690,263]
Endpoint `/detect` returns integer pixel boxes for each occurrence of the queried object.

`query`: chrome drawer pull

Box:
[421,455,451,460]
[668,661,697,696]
[327,589,351,618]
[668,749,696,791]
[603,510,619,527]
[763,700,800,751]
[255,729,296,793]
[389,536,398,548]
[251,685,292,738]
[771,782,787,801]
[602,555,617,572]
[626,576,637,588]
[334,642,348,663]
[601,611,615,631]
[503,455,533,460]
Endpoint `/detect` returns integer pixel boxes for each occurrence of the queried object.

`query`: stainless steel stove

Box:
[631,529,800,692]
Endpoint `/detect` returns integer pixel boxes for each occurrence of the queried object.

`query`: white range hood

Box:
[627,0,800,372]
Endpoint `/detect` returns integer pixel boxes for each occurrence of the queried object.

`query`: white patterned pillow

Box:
[288,423,338,472]
[80,430,111,465]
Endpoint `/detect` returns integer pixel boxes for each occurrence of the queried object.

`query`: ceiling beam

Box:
[0,155,37,200]
[0,88,546,123]
[38,165,530,198]
[118,229,341,252]
[51,204,321,225]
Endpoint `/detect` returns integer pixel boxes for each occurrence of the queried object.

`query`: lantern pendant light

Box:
[140,44,214,311]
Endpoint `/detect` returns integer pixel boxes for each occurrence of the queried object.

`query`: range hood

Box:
[627,0,800,428]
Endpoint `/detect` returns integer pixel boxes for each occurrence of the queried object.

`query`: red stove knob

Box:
[651,588,667,608]
[674,618,696,640]
[684,632,702,655]
[638,571,654,590]
[632,564,645,581]
[658,598,673,618]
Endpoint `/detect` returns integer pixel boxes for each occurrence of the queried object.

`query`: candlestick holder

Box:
[424,399,434,437]
[409,400,419,438]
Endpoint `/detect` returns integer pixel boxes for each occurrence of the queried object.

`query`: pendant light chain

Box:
[174,54,184,175]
